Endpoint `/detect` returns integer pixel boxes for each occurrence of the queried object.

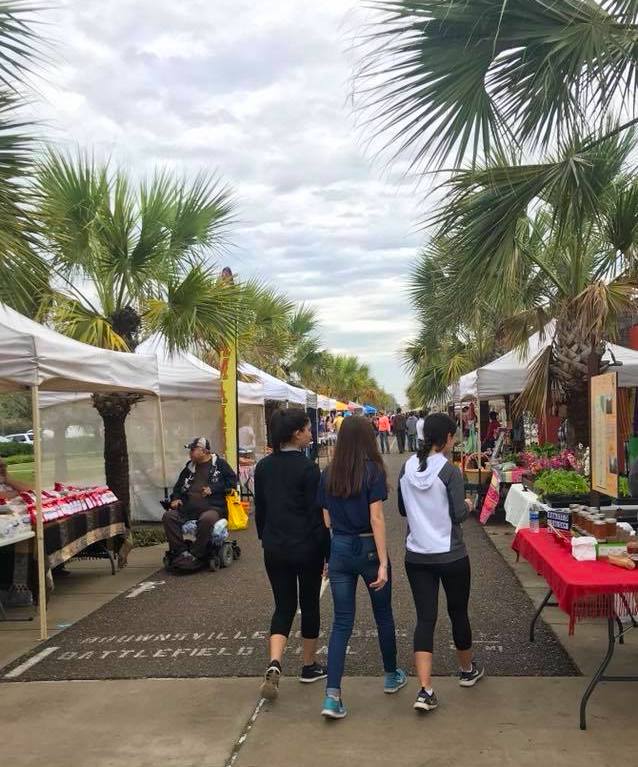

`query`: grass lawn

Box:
[7,455,105,486]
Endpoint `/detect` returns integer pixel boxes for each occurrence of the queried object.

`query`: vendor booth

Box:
[0,303,160,639]
[39,334,267,522]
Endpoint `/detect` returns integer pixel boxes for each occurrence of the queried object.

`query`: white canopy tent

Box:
[317,394,332,411]
[239,361,311,405]
[39,335,268,522]
[0,303,160,639]
[459,327,638,401]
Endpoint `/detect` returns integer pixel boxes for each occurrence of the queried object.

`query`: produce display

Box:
[533,469,590,499]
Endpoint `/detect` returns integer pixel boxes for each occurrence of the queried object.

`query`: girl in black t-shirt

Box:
[255,409,330,701]
[318,416,407,719]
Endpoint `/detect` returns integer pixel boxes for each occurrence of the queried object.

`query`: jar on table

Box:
[593,520,607,542]
[605,518,617,540]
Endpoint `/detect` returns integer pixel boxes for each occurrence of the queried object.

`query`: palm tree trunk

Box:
[92,393,143,524]
[566,388,590,447]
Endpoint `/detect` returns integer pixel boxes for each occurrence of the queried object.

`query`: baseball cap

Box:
[185,437,210,451]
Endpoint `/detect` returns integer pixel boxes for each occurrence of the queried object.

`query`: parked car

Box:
[3,433,33,444]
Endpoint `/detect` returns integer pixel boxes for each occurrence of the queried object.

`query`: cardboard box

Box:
[596,542,628,559]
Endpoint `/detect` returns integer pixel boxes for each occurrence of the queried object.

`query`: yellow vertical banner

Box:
[220,343,238,475]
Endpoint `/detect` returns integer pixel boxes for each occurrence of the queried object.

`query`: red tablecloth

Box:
[512,529,638,633]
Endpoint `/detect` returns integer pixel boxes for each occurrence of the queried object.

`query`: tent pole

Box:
[155,397,169,499]
[31,385,48,641]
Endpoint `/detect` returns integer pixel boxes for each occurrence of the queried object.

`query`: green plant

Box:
[0,442,33,458]
[528,444,559,458]
[2,453,34,466]
[132,526,167,548]
[534,469,590,498]
[619,476,630,498]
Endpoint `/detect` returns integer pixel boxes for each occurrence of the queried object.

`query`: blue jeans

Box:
[378,432,390,453]
[327,535,397,690]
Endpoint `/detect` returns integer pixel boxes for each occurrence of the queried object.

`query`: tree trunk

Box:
[92,393,143,524]
[566,387,589,447]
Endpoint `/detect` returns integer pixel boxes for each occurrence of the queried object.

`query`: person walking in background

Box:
[319,416,407,719]
[406,412,418,452]
[377,410,391,454]
[254,409,331,701]
[416,411,425,450]
[393,407,407,454]
[398,413,483,713]
[334,411,345,433]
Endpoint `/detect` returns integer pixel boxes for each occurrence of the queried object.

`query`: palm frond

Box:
[358,0,638,168]
[513,344,553,419]
[143,264,239,353]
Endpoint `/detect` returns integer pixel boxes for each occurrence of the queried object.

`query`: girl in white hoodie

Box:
[398,413,483,712]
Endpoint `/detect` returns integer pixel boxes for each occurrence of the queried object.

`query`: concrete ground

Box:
[0,544,164,669]
[2,464,637,766]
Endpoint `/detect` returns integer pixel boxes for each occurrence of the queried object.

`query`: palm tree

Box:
[0,2,49,316]
[360,0,638,441]
[32,151,238,516]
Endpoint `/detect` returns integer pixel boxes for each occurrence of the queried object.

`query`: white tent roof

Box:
[136,334,222,401]
[317,394,332,410]
[0,303,159,395]
[459,325,638,400]
[239,362,310,405]
[40,335,266,407]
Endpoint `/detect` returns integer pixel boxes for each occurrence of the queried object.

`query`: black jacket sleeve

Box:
[397,463,407,517]
[170,465,190,501]
[254,460,266,541]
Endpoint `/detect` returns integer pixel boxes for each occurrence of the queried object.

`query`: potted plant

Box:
[533,469,593,508]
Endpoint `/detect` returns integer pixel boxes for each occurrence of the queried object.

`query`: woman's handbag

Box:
[226,489,249,531]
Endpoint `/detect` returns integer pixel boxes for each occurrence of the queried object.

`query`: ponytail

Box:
[417,435,434,472]
[417,413,457,472]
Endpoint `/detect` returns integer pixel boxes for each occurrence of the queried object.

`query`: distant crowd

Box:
[319,408,429,455]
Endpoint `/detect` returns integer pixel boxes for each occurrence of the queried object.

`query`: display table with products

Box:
[512,529,638,729]
[479,466,526,524]
[504,483,541,531]
[0,499,126,609]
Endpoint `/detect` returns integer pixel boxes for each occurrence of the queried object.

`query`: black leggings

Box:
[405,556,472,653]
[264,550,323,639]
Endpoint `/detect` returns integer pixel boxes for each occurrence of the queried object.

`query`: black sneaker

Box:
[459,662,484,687]
[299,662,328,683]
[414,687,438,711]
[260,665,281,700]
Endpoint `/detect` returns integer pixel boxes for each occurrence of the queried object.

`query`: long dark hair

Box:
[417,413,457,472]
[270,408,310,452]
[327,415,386,497]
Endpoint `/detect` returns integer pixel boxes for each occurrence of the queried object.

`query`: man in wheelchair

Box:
[162,436,238,571]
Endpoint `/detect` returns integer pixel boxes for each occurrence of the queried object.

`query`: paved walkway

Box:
[1,453,637,766]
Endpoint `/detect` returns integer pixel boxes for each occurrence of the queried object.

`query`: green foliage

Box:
[132,526,167,548]
[0,441,33,457]
[534,470,590,498]
[618,476,630,497]
[528,444,559,458]
[0,392,32,434]
[2,453,33,465]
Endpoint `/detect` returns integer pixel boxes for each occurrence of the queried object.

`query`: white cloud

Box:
[32,0,427,400]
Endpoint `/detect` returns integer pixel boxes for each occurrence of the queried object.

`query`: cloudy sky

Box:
[33,1,425,401]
